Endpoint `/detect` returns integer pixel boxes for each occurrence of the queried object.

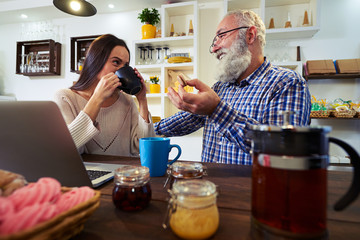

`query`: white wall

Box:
[0,0,359,163]
[296,0,360,163]
[0,10,144,100]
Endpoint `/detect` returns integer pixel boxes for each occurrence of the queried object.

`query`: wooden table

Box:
[72,154,360,240]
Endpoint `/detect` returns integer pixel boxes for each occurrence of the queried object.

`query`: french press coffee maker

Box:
[248,111,360,239]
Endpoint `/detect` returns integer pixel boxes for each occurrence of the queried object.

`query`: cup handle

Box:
[168,144,182,165]
[329,137,360,211]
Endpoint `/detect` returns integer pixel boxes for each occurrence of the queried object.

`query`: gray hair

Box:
[225,10,266,53]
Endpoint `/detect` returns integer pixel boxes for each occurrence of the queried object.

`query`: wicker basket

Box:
[0,187,101,240]
[310,110,330,118]
[332,110,356,118]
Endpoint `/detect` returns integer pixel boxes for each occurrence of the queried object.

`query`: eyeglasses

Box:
[209,26,249,53]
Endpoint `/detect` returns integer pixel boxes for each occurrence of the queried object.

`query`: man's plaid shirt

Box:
[154,59,311,165]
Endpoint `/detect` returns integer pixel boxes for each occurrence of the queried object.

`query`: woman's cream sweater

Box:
[54,89,155,157]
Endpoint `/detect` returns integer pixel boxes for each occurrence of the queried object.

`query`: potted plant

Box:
[138,8,160,39]
[149,76,160,93]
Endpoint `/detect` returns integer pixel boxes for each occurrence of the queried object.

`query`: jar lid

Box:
[168,162,204,179]
[172,179,216,197]
[114,165,149,185]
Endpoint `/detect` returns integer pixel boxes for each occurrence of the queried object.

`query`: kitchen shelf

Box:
[266,26,320,40]
[304,74,360,80]
[134,36,195,47]
[70,35,100,74]
[311,116,360,120]
[133,1,198,119]
[224,0,320,40]
[16,39,61,76]
[308,73,359,121]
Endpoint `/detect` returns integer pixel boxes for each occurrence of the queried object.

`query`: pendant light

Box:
[53,0,97,17]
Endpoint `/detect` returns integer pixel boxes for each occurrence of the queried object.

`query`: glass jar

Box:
[163,180,219,240]
[112,165,151,211]
[164,162,206,189]
[77,57,85,71]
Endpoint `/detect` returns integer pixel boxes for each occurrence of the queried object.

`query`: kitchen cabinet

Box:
[16,39,61,76]
[224,0,320,40]
[70,35,100,74]
[133,1,198,119]
[222,0,320,74]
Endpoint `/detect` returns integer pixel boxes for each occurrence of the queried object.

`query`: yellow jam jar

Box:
[163,180,219,240]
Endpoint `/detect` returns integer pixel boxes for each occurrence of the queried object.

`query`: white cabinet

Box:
[221,0,320,75]
[224,0,320,40]
[133,1,198,119]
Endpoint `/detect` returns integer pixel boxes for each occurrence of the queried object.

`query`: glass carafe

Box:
[248,111,360,239]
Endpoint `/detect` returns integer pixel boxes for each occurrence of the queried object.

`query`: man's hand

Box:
[167,79,220,116]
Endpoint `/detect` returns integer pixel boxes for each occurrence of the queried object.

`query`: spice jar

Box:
[112,165,151,211]
[163,180,219,240]
[164,162,206,189]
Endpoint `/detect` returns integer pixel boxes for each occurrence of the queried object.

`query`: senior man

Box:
[154,9,311,165]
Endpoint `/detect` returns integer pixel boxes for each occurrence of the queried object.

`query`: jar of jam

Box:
[163,180,219,240]
[112,165,151,211]
[164,162,206,189]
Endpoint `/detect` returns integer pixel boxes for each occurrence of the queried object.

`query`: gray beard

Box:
[214,38,252,83]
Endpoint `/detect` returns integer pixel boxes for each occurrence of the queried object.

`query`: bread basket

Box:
[0,187,100,240]
[310,110,330,118]
[332,109,356,118]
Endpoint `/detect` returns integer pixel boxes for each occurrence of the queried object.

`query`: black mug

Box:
[115,65,142,95]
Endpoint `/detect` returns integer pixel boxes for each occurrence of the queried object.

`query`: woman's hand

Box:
[92,72,121,104]
[83,72,121,122]
[133,68,150,123]
[134,68,147,101]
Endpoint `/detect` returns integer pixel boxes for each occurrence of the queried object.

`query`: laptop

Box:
[0,101,123,188]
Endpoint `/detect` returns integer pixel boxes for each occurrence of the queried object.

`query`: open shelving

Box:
[133,1,198,119]
[16,39,61,76]
[224,0,320,40]
[70,35,100,74]
[304,74,360,80]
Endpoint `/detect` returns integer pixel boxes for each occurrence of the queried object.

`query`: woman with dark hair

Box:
[54,34,155,156]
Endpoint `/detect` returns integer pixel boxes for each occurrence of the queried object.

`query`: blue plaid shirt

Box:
[154,59,311,164]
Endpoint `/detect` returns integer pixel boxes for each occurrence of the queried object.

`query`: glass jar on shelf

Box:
[163,180,219,239]
[112,165,152,211]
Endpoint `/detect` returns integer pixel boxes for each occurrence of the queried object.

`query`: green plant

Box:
[150,76,159,84]
[138,8,160,26]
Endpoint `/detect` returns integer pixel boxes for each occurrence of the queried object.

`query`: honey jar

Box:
[164,162,206,189]
[112,165,151,211]
[163,180,219,240]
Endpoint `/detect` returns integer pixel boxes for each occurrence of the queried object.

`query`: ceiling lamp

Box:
[53,0,97,17]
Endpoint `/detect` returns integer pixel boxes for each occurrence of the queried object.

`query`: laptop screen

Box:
[0,101,92,187]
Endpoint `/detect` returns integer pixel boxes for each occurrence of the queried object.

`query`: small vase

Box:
[142,24,156,39]
[145,82,150,93]
[150,84,160,93]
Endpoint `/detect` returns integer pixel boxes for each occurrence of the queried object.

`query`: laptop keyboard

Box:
[87,170,112,181]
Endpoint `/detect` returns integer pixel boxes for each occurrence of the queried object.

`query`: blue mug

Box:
[139,137,182,177]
